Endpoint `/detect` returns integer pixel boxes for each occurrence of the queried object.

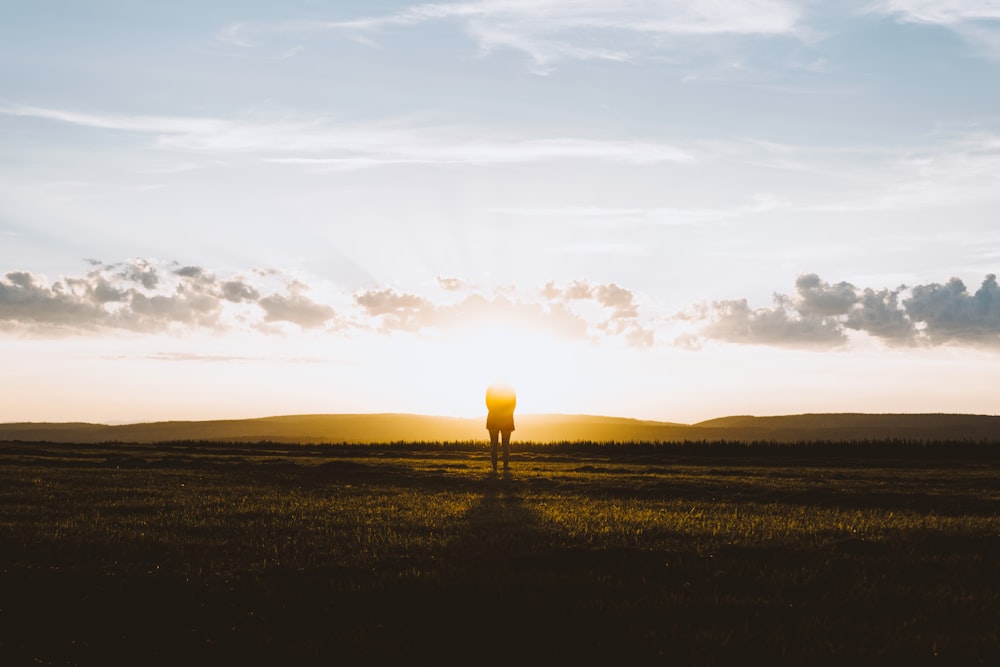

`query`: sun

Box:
[404,323,592,418]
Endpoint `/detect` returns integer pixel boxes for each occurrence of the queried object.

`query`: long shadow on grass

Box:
[386,473,567,664]
[382,471,686,665]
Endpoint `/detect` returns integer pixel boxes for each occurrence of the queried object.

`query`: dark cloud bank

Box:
[3,260,998,350]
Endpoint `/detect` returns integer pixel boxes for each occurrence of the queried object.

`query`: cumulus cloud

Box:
[696,296,849,349]
[794,273,857,317]
[0,270,108,329]
[437,276,464,291]
[845,287,915,343]
[687,272,1000,349]
[1,260,654,347]
[0,261,337,334]
[11,260,998,351]
[352,279,653,347]
[354,287,585,339]
[6,262,231,332]
[220,279,261,303]
[541,279,653,346]
[355,288,435,331]
[258,292,336,328]
[594,283,640,319]
[123,274,223,330]
[121,259,159,289]
[904,273,1000,343]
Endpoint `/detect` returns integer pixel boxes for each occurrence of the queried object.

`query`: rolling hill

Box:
[3,412,1000,444]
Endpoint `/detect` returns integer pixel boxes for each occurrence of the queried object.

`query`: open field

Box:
[1,439,998,665]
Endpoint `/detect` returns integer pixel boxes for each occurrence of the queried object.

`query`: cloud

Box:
[904,273,1000,344]
[0,105,225,135]
[9,260,999,351]
[0,266,223,333]
[144,352,260,363]
[845,287,915,343]
[437,277,464,291]
[492,196,786,226]
[0,260,652,346]
[220,279,261,303]
[875,1,1000,57]
[355,288,435,331]
[353,287,583,338]
[687,272,1000,349]
[224,1,804,37]
[0,270,108,330]
[260,137,692,167]
[0,261,337,334]
[1,105,690,168]
[541,279,653,346]
[215,0,804,72]
[696,296,850,349]
[258,292,336,328]
[121,259,159,289]
[352,278,654,347]
[794,273,858,317]
[877,0,1000,24]
[594,283,640,318]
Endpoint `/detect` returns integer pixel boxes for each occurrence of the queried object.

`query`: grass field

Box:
[1,440,998,665]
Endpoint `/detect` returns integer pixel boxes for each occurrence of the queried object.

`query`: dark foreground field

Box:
[1,440,998,666]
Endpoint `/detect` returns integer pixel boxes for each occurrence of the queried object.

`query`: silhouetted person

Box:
[485,383,516,473]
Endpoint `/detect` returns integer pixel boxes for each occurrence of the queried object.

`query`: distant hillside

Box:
[691,413,1000,442]
[3,412,1000,444]
[0,414,688,444]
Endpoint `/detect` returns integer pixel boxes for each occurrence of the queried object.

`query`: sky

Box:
[3,1,1000,424]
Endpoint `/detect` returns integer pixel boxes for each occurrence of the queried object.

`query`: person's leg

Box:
[489,429,499,472]
[501,430,511,470]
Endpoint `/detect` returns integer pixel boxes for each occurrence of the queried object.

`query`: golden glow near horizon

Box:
[3,322,1000,425]
[4,3,1000,423]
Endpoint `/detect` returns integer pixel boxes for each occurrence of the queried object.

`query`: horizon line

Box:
[6,410,1000,428]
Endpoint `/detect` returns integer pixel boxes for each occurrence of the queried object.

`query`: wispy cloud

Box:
[263,137,691,168]
[492,195,786,226]
[696,135,1000,215]
[219,1,805,38]
[11,103,998,203]
[0,105,690,168]
[1,105,225,135]
[874,0,1000,57]
[801,136,1000,212]
[217,0,805,70]
[876,0,1000,23]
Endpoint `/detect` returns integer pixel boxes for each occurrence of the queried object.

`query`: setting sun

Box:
[378,322,600,419]
[3,3,1000,664]
[2,1,1000,425]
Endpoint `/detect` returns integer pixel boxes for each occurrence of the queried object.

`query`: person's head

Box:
[486,382,516,406]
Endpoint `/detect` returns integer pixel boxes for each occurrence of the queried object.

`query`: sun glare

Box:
[406,322,595,418]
